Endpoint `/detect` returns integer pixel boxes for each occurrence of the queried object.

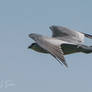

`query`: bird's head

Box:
[29,33,37,41]
[28,33,43,52]
[29,33,42,41]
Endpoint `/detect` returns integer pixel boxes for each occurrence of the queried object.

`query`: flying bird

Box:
[28,25,92,67]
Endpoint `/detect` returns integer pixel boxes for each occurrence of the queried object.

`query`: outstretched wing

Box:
[49,25,84,44]
[29,33,68,67]
[47,45,68,67]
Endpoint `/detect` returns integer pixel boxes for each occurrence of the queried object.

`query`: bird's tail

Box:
[82,32,92,39]
[80,45,92,54]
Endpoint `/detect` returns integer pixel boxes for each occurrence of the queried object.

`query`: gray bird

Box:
[28,25,92,67]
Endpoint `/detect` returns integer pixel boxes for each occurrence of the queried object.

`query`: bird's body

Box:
[28,25,92,67]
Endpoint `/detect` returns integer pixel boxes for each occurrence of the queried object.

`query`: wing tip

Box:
[83,32,92,39]
[63,61,68,68]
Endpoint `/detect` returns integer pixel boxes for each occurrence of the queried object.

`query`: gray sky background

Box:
[0,0,92,92]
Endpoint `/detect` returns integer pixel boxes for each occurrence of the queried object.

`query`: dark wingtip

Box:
[82,32,92,39]
[49,25,56,30]
[49,26,53,30]
[65,64,68,68]
[62,61,68,68]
